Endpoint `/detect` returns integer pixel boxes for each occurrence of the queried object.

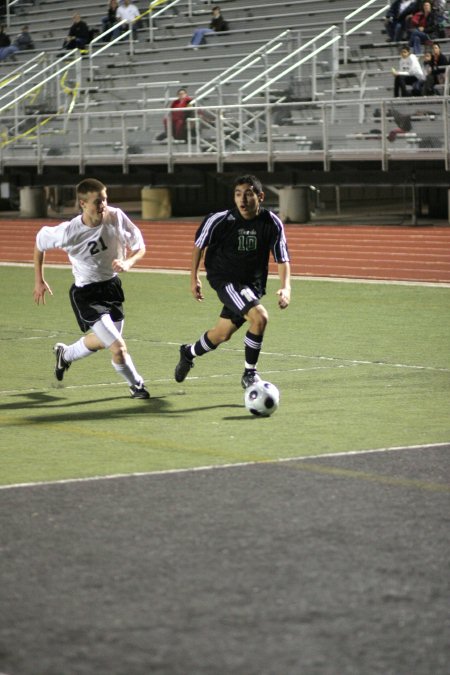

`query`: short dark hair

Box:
[76,178,106,198]
[233,174,263,195]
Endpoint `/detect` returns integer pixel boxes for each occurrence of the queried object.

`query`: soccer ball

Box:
[244,380,280,417]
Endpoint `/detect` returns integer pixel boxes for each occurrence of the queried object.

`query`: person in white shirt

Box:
[116,0,141,41]
[33,178,150,399]
[392,45,425,96]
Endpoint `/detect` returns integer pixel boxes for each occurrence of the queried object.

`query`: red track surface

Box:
[1,219,450,283]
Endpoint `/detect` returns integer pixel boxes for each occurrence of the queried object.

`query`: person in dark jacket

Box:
[15,25,34,50]
[62,13,90,50]
[385,0,420,42]
[409,1,439,54]
[0,24,19,61]
[190,6,229,47]
[423,41,449,93]
[101,0,120,41]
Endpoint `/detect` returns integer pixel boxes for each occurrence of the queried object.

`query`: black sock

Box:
[191,332,217,357]
[244,331,263,369]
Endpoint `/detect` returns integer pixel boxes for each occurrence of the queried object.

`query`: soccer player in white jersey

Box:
[174,174,291,389]
[33,178,150,399]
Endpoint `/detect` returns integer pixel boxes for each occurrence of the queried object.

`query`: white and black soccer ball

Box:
[244,380,280,417]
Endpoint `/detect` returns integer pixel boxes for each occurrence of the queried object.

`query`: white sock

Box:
[64,338,95,363]
[112,353,143,387]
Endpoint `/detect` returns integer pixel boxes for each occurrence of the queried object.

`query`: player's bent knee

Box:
[248,305,268,332]
[109,339,128,363]
[92,314,123,348]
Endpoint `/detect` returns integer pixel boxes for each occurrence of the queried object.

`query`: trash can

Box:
[279,187,310,223]
[20,186,47,218]
[141,187,171,219]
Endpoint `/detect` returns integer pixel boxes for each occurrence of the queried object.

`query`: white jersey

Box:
[398,54,425,81]
[36,206,145,287]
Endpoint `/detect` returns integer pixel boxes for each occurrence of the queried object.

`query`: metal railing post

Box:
[381,99,388,171]
[444,98,449,172]
[216,107,223,173]
[238,92,244,150]
[36,115,43,175]
[311,44,317,101]
[322,103,330,171]
[78,116,85,174]
[121,113,129,174]
[343,19,348,65]
[266,104,273,172]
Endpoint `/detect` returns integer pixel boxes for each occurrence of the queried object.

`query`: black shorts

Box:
[215,282,262,328]
[69,276,125,333]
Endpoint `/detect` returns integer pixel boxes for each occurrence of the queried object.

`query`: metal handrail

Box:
[148,0,181,44]
[0,51,79,112]
[239,25,338,102]
[0,0,179,139]
[0,52,46,92]
[238,2,390,103]
[1,96,446,175]
[88,21,131,82]
[241,26,340,102]
[88,0,179,80]
[193,30,290,104]
[5,0,19,29]
[342,1,390,64]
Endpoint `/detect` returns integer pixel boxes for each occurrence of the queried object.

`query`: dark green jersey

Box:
[194,207,290,293]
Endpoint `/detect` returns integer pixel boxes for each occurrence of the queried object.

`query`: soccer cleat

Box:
[53,343,70,381]
[175,344,194,383]
[129,383,150,399]
[241,369,261,390]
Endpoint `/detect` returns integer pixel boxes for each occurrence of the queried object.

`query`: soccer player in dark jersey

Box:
[175,174,291,389]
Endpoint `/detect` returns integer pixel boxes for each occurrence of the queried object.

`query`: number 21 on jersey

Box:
[87,237,108,256]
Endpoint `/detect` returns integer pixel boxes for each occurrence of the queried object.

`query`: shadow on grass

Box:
[2,392,245,424]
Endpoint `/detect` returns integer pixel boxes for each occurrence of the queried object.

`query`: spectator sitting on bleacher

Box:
[62,13,91,51]
[0,24,19,61]
[116,0,141,42]
[14,25,34,51]
[392,45,425,95]
[189,6,229,48]
[385,0,420,42]
[408,1,439,54]
[101,0,121,41]
[156,87,194,141]
[432,0,449,33]
[422,41,449,93]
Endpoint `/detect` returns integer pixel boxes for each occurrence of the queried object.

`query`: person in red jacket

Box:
[409,1,439,53]
[156,88,194,142]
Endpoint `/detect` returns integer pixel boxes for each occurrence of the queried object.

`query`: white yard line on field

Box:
[0,442,448,491]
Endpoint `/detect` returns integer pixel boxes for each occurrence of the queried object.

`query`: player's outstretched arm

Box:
[190,245,204,301]
[33,245,53,305]
[276,261,291,309]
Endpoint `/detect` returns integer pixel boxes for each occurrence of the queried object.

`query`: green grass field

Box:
[1,266,449,486]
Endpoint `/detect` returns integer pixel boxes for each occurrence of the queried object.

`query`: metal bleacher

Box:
[0,0,449,174]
